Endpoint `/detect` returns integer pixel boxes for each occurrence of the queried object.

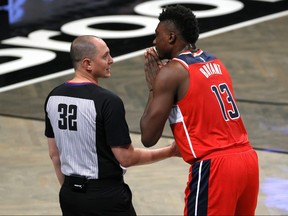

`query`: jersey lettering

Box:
[211,83,240,121]
[58,103,78,131]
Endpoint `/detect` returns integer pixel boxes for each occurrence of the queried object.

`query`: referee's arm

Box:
[47,138,64,185]
[111,141,179,168]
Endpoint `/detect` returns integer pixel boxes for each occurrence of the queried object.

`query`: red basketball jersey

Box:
[169,49,252,164]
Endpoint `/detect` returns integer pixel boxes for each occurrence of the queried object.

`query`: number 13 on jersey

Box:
[211,83,240,121]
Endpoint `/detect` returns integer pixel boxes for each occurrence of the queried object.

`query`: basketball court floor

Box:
[0,0,288,215]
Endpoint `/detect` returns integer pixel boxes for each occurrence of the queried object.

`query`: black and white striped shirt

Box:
[44,82,131,179]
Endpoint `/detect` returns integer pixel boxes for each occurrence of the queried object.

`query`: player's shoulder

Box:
[161,59,189,77]
[155,60,188,93]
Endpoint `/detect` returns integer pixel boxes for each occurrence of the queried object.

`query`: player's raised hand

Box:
[144,47,163,91]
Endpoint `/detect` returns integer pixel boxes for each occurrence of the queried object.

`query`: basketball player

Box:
[44,35,179,216]
[140,5,259,215]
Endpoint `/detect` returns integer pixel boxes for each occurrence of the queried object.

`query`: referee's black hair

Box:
[159,5,199,45]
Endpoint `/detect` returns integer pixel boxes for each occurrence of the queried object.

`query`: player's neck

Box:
[174,43,197,57]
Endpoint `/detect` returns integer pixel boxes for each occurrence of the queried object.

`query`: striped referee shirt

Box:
[44,82,131,179]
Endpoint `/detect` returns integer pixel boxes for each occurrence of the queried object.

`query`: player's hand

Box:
[144,47,163,91]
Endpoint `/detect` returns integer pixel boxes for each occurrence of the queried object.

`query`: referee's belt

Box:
[64,175,124,192]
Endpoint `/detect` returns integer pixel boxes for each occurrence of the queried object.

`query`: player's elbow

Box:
[141,135,157,148]
[140,120,162,147]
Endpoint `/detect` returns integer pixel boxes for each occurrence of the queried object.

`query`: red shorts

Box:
[184,149,259,216]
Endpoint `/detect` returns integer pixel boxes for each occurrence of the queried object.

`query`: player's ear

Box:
[169,32,176,43]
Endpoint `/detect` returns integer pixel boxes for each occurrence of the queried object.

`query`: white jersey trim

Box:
[169,105,197,159]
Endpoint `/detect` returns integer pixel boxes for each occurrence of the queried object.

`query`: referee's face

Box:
[91,39,114,79]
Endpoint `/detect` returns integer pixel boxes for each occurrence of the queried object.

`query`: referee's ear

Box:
[82,58,92,72]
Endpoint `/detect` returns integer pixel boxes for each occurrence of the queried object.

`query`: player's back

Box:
[169,50,252,164]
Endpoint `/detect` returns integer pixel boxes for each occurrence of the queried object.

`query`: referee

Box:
[44,35,179,216]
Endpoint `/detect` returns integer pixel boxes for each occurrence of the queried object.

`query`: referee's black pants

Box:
[60,176,136,216]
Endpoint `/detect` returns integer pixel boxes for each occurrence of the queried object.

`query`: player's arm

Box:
[111,141,179,168]
[140,61,179,147]
[47,138,64,185]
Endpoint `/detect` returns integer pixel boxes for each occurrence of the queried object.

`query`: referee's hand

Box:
[170,140,181,157]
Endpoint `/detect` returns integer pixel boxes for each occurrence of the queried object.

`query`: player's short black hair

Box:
[159,5,199,44]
